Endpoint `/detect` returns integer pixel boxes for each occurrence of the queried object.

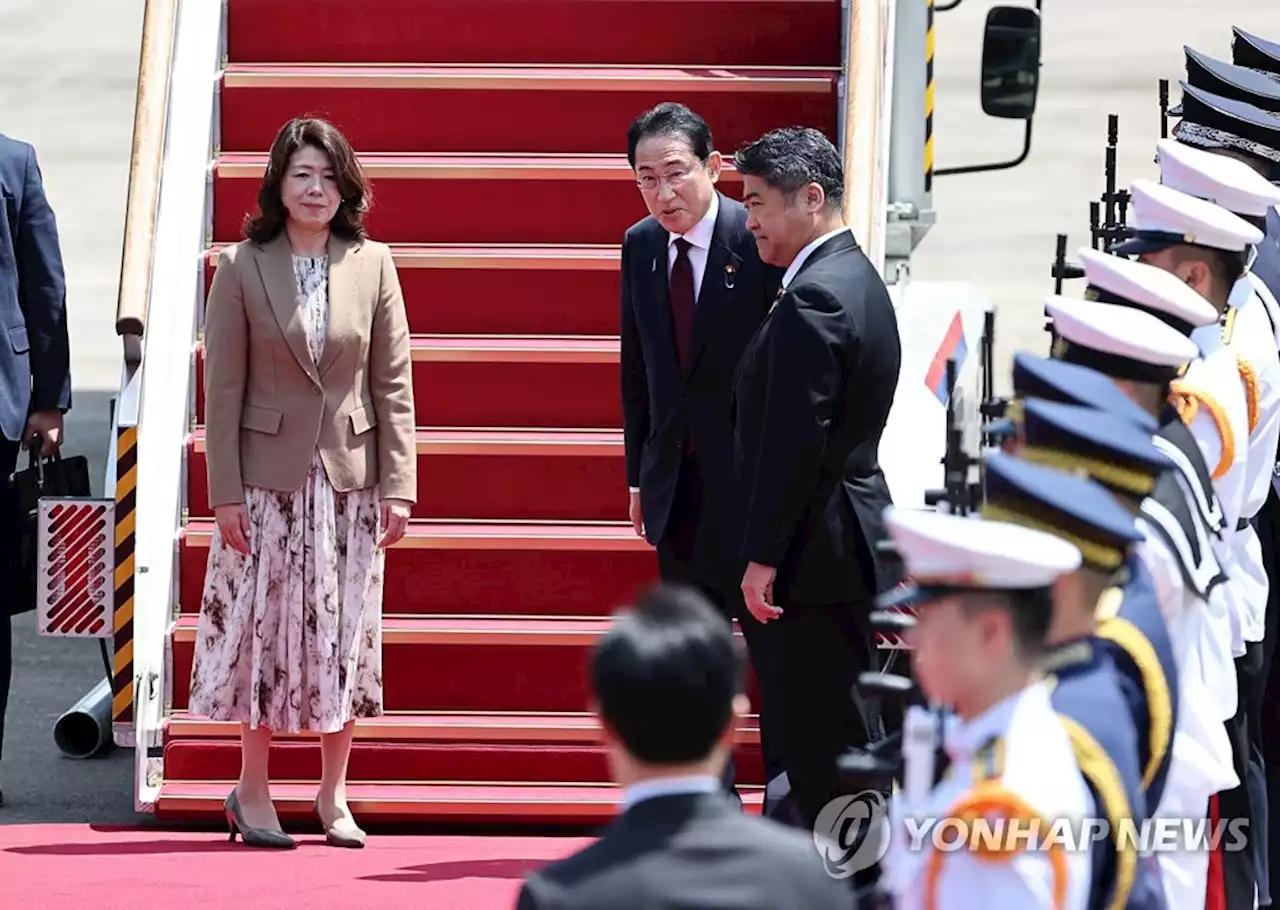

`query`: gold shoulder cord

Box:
[1168,381,1235,478]
[1236,354,1260,434]
[924,780,1071,910]
[1057,715,1137,910]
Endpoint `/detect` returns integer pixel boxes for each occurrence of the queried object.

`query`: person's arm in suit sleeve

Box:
[203,250,249,509]
[619,236,649,494]
[369,245,417,503]
[742,284,847,568]
[16,142,70,413]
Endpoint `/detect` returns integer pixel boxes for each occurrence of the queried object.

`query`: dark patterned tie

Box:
[670,238,695,372]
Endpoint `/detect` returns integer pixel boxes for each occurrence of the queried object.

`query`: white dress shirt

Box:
[780,227,853,291]
[666,191,720,301]
[620,773,721,811]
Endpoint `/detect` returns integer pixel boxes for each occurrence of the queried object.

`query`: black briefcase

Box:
[11,445,93,617]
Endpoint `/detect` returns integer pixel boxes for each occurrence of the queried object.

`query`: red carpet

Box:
[161,0,834,824]
[0,824,589,909]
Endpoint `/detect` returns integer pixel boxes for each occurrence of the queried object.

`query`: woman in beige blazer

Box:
[189,118,415,850]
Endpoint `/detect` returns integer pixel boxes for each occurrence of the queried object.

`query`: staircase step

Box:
[186,427,627,521]
[193,335,621,427]
[178,521,655,617]
[212,153,742,244]
[206,244,622,335]
[220,63,838,153]
[171,614,754,714]
[161,738,764,786]
[155,779,764,824]
[168,710,759,744]
[163,711,762,785]
[225,0,840,67]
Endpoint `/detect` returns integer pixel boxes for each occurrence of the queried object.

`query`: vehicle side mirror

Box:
[980,5,1042,120]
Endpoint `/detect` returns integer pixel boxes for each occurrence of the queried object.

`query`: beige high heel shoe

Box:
[313,797,366,848]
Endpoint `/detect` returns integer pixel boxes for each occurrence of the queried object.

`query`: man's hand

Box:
[379,498,412,548]
[214,503,251,555]
[628,490,644,537]
[24,410,63,456]
[742,561,782,623]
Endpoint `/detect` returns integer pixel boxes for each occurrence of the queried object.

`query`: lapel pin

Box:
[651,258,657,274]
[723,263,737,289]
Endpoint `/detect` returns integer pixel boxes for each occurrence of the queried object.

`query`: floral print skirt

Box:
[189,452,385,734]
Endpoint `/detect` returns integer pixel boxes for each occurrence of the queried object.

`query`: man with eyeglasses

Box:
[619,103,782,805]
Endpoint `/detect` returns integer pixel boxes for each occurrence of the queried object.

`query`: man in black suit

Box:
[730,127,903,830]
[514,585,855,910]
[0,133,70,807]
[619,103,783,795]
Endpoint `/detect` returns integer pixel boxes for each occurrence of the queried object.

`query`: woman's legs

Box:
[235,723,282,830]
[317,720,360,830]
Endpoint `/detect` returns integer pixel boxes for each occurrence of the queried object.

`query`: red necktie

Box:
[670,238,695,372]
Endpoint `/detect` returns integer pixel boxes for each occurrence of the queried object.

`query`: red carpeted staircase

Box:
[161,0,842,826]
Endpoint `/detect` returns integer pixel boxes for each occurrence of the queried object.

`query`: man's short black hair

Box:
[591,583,744,764]
[957,587,1055,661]
[733,126,844,209]
[626,103,714,168]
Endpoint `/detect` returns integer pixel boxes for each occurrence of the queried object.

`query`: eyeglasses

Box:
[636,167,695,192]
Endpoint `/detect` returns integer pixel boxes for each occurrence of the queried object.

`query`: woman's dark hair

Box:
[243,118,371,244]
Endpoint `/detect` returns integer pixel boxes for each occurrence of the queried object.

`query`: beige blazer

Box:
[202,233,416,509]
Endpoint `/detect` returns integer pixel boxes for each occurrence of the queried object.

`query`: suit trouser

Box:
[750,598,878,832]
[654,453,786,793]
[0,437,18,764]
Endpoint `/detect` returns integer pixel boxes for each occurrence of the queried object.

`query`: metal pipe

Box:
[54,678,115,759]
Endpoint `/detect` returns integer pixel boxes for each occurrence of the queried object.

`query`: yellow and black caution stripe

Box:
[112,425,138,727]
[924,0,936,193]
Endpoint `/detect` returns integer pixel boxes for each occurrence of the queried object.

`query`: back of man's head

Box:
[591,584,744,765]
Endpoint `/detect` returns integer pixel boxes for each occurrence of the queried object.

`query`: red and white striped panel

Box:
[37,500,115,639]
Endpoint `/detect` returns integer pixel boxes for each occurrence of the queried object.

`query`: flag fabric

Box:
[924,312,968,405]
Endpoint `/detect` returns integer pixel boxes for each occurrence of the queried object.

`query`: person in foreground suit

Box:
[730,126,903,829]
[619,102,783,798]
[0,133,71,808]
[514,584,854,910]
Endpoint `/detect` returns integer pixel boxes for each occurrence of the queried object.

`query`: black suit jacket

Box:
[620,193,777,588]
[0,134,70,444]
[731,230,902,607]
[514,792,855,910]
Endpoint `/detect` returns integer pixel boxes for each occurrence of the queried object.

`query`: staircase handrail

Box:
[113,0,178,364]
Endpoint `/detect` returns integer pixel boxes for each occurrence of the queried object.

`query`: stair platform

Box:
[212,153,743,243]
[203,243,623,335]
[220,63,838,153]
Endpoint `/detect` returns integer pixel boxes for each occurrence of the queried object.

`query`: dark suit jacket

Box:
[0,134,70,444]
[620,193,777,588]
[731,230,902,607]
[514,791,855,910]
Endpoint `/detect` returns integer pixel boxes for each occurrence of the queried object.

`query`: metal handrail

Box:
[113,0,178,362]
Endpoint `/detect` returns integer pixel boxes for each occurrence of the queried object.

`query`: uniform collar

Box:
[781,226,851,288]
[945,680,1046,762]
[668,192,719,252]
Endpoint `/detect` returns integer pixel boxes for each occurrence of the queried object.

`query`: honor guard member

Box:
[1147,127,1280,910]
[1171,82,1280,304]
[1106,182,1255,571]
[877,503,1093,910]
[981,449,1161,910]
[998,399,1180,813]
[1044,299,1244,895]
